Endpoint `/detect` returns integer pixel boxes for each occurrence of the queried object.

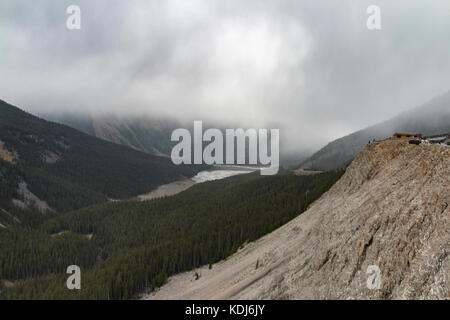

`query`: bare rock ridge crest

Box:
[145,139,449,300]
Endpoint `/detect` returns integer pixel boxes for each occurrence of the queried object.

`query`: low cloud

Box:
[0,0,449,153]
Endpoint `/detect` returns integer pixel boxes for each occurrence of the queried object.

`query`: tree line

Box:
[1,170,343,299]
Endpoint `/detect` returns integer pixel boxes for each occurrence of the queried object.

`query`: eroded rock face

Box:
[40,150,61,164]
[15,182,53,214]
[145,140,449,300]
[269,140,449,300]
[0,140,18,164]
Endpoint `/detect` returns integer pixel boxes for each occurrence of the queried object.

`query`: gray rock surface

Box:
[145,139,449,300]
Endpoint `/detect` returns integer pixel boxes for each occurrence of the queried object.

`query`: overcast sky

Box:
[1,0,449,152]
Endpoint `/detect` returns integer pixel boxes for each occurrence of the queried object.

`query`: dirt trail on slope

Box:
[143,140,449,300]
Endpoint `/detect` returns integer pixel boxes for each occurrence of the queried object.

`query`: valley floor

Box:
[138,166,257,200]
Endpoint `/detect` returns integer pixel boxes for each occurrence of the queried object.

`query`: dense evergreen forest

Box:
[0,100,206,226]
[0,99,204,198]
[0,170,343,299]
[0,99,344,300]
[0,158,107,227]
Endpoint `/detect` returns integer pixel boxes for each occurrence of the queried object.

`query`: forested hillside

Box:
[0,99,205,225]
[0,170,342,299]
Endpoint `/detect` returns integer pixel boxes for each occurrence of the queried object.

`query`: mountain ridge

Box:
[300,91,450,171]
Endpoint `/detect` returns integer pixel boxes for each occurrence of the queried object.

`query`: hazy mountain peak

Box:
[299,91,450,170]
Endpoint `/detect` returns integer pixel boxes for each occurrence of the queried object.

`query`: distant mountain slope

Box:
[92,116,179,157]
[46,113,179,157]
[300,91,450,170]
[47,114,308,167]
[146,139,449,300]
[0,99,204,224]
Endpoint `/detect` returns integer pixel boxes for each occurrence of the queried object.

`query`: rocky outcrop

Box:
[145,139,449,300]
[0,140,18,164]
[15,182,53,214]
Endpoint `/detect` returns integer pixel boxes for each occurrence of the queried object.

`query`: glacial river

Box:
[137,166,258,201]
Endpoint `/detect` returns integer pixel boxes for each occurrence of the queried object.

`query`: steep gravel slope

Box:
[144,139,449,300]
